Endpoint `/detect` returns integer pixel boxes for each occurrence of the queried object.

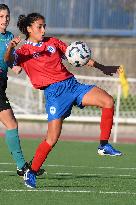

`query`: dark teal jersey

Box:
[0,31,14,79]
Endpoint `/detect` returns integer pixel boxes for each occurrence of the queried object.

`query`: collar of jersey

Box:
[25,40,43,47]
[0,31,6,36]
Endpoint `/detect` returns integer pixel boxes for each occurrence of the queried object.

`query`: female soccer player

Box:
[0,3,27,175]
[0,4,44,177]
[5,13,122,188]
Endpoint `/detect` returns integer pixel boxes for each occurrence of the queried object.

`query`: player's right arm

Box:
[4,36,21,65]
[4,36,22,74]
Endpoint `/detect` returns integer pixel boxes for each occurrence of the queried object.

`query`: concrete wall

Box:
[0,120,136,142]
[60,36,136,78]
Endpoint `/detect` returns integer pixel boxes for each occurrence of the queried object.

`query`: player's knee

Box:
[106,95,114,108]
[104,95,114,108]
[6,120,18,130]
[46,134,59,146]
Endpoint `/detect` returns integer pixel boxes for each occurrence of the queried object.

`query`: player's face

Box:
[0,9,10,33]
[27,18,46,42]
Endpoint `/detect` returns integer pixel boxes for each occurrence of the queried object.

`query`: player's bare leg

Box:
[46,118,63,146]
[24,118,63,188]
[31,118,63,170]
[82,87,122,156]
[0,108,27,171]
[0,108,17,129]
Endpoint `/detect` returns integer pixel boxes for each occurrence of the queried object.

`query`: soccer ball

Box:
[65,41,91,67]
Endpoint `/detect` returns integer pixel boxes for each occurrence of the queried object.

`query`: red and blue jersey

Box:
[14,37,73,89]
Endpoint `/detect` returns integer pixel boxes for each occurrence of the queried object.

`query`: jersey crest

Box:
[47,46,56,53]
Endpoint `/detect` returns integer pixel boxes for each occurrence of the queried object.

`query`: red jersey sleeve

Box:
[53,37,68,54]
[13,47,30,67]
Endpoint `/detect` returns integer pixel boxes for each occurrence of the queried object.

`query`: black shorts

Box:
[0,77,11,112]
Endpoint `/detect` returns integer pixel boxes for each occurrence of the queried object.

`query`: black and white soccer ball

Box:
[65,41,91,67]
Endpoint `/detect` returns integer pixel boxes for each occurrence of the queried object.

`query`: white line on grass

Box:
[0,163,15,165]
[2,189,136,195]
[1,163,136,170]
[97,166,136,170]
[47,165,136,170]
[0,171,14,173]
[0,170,132,177]
[47,164,86,168]
[53,173,131,177]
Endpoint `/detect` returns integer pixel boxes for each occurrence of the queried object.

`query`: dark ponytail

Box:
[17,13,45,39]
[17,15,28,37]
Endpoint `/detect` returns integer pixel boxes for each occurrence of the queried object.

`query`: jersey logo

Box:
[50,106,56,115]
[47,46,56,53]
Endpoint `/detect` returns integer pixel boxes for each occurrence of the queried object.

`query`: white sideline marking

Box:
[2,189,136,195]
[0,170,132,177]
[1,163,136,170]
[47,165,136,170]
[0,163,15,165]
[54,173,131,177]
[97,166,136,170]
[47,164,86,168]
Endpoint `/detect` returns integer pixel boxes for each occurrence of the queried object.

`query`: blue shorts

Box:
[44,77,95,122]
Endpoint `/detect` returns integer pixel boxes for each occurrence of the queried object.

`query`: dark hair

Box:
[0,4,10,13]
[17,13,45,39]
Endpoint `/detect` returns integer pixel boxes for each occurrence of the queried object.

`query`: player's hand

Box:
[101,65,119,76]
[86,59,95,67]
[12,66,22,74]
[9,36,21,48]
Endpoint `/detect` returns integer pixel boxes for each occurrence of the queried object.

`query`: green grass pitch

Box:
[0,137,136,205]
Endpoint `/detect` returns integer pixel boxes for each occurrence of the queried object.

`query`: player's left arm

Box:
[8,49,22,75]
[4,36,23,75]
[87,59,119,76]
[4,36,21,64]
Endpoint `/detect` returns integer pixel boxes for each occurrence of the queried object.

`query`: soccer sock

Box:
[31,141,52,172]
[100,107,114,144]
[5,128,26,169]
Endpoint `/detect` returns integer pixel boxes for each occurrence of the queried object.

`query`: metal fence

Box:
[3,0,136,36]
[7,75,136,143]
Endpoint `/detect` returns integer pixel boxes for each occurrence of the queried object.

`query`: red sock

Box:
[100,107,114,141]
[31,141,52,172]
